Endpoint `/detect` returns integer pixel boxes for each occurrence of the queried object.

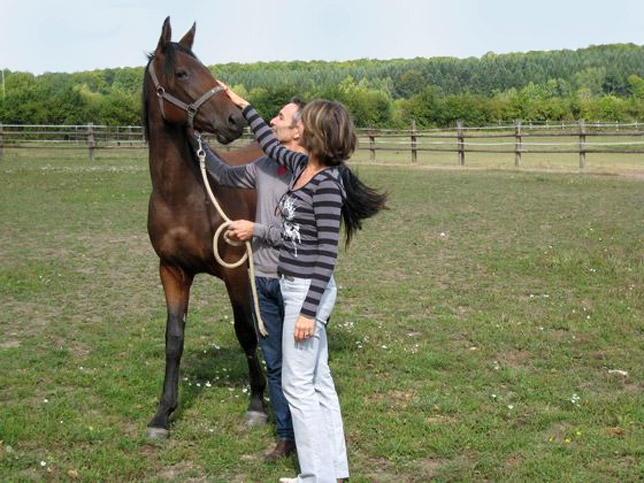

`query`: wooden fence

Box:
[360,120,644,168]
[2,120,644,167]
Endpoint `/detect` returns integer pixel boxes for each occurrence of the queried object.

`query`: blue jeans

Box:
[253,276,294,441]
[280,275,349,482]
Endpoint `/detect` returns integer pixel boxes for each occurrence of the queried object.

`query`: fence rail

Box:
[1,120,644,167]
[357,120,644,168]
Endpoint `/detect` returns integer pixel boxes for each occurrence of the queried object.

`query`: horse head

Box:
[144,17,244,144]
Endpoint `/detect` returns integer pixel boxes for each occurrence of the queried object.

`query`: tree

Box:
[395,69,425,98]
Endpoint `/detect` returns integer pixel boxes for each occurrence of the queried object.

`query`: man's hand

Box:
[294,315,315,342]
[225,219,254,242]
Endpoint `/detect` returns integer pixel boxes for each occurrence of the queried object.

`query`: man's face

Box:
[270,103,300,145]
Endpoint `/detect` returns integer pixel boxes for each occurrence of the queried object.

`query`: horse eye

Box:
[176,70,189,80]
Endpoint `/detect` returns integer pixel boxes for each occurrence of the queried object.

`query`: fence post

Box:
[0,122,4,161]
[578,119,586,169]
[88,123,96,162]
[457,121,465,166]
[410,119,417,163]
[514,119,522,167]
[368,127,376,162]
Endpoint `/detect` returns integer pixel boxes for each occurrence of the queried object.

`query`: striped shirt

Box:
[243,105,345,319]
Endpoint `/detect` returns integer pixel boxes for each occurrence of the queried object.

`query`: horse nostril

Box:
[228,114,238,129]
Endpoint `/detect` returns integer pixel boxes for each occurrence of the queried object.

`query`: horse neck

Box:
[147,118,200,197]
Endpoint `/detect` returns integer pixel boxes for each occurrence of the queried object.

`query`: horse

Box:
[142,17,267,439]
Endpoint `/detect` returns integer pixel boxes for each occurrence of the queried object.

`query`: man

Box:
[199,98,305,461]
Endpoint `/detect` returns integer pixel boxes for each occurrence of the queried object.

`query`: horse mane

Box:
[141,43,198,141]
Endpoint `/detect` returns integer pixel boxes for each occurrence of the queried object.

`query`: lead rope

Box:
[195,133,268,337]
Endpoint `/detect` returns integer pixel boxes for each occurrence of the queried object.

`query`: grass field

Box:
[1,147,642,481]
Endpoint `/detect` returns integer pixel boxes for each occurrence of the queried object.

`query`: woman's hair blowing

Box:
[300,100,387,246]
[338,164,388,246]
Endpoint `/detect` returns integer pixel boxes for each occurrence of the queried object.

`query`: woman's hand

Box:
[294,315,315,342]
[221,83,249,109]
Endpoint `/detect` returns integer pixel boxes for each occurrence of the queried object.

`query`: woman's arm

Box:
[242,105,308,173]
[222,85,308,172]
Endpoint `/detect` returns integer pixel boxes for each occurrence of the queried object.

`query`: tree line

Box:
[2,43,644,128]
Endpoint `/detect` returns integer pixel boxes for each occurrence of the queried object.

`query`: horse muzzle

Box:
[210,111,246,144]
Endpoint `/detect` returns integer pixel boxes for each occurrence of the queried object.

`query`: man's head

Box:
[269,97,305,150]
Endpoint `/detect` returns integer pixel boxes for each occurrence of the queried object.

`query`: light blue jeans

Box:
[279,275,349,482]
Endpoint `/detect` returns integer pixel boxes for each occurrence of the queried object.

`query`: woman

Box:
[225,88,387,483]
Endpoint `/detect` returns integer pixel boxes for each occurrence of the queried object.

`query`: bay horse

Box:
[142,17,266,439]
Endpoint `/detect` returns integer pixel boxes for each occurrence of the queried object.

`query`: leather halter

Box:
[147,60,225,129]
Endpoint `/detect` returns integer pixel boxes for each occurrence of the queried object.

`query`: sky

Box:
[2,0,644,75]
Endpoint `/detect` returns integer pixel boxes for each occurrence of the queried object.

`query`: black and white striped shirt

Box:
[243,105,344,319]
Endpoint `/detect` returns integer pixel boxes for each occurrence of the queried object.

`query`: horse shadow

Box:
[173,345,254,420]
[171,327,358,424]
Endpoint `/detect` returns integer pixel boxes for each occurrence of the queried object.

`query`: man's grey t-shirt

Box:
[203,147,290,278]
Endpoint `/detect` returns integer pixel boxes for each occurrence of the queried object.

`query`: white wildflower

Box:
[608,369,628,376]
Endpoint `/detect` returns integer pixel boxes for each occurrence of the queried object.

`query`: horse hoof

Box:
[245,411,268,427]
[146,426,170,440]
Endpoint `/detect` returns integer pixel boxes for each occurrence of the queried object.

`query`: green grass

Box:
[1,148,642,481]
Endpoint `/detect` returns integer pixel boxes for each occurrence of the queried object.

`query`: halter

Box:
[147,60,225,130]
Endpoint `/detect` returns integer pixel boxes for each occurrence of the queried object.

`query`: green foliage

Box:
[627,74,644,98]
[2,43,644,127]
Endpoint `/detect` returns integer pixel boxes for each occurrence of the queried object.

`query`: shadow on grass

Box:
[168,327,360,425]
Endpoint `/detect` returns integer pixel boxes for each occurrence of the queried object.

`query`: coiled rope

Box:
[195,133,268,336]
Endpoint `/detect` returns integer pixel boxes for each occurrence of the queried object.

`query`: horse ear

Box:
[157,16,172,52]
[179,22,196,50]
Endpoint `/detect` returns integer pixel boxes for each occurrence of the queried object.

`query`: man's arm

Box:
[202,144,258,189]
[226,220,282,247]
[253,221,282,247]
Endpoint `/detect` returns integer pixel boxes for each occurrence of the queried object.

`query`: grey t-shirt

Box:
[202,145,291,278]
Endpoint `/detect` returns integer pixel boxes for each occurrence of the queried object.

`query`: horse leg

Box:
[225,272,268,426]
[146,262,194,439]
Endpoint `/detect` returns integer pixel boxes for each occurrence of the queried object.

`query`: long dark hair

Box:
[339,164,388,247]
